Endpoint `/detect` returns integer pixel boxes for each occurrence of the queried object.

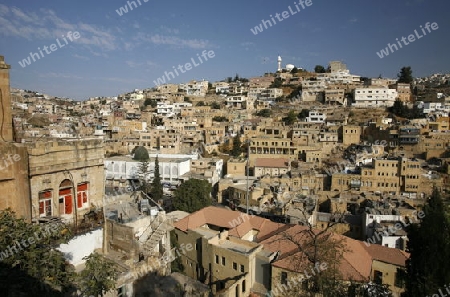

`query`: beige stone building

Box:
[254,158,290,177]
[331,157,427,195]
[27,140,105,226]
[174,207,409,297]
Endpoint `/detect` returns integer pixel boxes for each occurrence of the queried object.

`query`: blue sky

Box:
[0,0,448,100]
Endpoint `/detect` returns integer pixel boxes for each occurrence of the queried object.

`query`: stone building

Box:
[0,56,31,220]
[27,139,105,225]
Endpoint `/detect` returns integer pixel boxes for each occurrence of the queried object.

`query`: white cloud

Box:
[0,5,117,51]
[148,34,212,49]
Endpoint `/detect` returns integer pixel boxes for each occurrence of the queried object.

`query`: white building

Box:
[156,101,192,117]
[317,70,361,84]
[179,80,209,97]
[226,95,248,109]
[104,156,191,184]
[353,87,398,108]
[306,111,326,123]
[363,213,408,249]
[422,102,450,114]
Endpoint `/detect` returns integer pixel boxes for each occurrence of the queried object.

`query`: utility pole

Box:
[246,138,250,214]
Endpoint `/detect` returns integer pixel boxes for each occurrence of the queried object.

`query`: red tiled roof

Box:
[361,243,409,267]
[174,207,409,283]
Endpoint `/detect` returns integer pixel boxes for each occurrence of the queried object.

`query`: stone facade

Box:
[27,139,104,224]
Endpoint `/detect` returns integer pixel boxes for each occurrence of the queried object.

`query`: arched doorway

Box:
[59,179,73,215]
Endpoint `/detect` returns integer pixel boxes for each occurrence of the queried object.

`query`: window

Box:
[215,255,219,264]
[39,190,52,217]
[281,272,288,285]
[242,279,246,292]
[76,183,89,209]
[222,256,226,266]
[59,187,73,215]
[374,270,383,285]
[240,264,244,273]
[233,262,237,270]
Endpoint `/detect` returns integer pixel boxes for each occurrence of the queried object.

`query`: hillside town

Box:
[1,52,450,297]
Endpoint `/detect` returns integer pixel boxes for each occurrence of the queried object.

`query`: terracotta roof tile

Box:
[361,243,409,267]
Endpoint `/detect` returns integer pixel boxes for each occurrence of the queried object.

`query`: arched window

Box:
[172,166,178,176]
[59,179,73,215]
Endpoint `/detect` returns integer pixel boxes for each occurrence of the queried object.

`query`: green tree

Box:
[173,179,212,213]
[398,66,413,84]
[133,146,149,161]
[256,109,271,118]
[403,189,450,296]
[211,102,221,109]
[150,156,163,201]
[270,77,283,88]
[283,110,297,125]
[137,160,151,194]
[389,99,407,117]
[298,108,310,119]
[212,116,228,122]
[0,209,75,296]
[291,67,299,73]
[231,133,242,157]
[134,146,150,193]
[314,65,326,73]
[78,253,118,297]
[196,101,205,106]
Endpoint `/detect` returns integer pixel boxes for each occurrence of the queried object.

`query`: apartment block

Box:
[353,87,398,108]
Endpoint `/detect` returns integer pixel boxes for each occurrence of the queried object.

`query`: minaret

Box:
[277,55,282,72]
[0,56,13,142]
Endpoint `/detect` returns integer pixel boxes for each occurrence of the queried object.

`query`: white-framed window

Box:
[77,182,89,209]
[39,190,52,217]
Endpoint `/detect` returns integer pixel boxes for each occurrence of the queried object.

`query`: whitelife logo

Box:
[376,22,439,59]
[250,0,313,35]
[18,31,81,68]
[153,50,215,87]
[116,0,149,16]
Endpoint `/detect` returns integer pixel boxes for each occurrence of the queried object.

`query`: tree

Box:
[272,210,349,296]
[403,189,450,296]
[134,147,150,193]
[150,156,163,201]
[389,99,407,117]
[256,109,271,118]
[173,179,212,213]
[291,67,299,73]
[137,160,151,194]
[0,209,75,296]
[212,116,228,122]
[196,101,205,106]
[230,133,242,157]
[270,77,283,88]
[298,109,310,119]
[283,110,297,125]
[398,66,413,84]
[133,146,149,161]
[314,65,326,73]
[211,102,221,109]
[78,252,118,297]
